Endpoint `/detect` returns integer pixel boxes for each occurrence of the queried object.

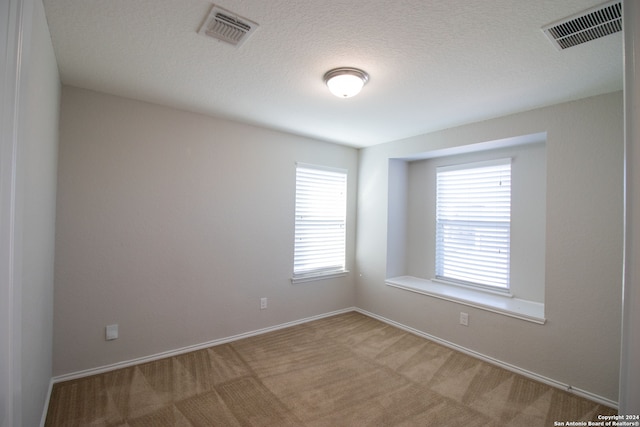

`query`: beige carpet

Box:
[45,311,616,426]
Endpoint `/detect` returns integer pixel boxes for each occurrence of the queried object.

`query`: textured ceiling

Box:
[42,0,622,148]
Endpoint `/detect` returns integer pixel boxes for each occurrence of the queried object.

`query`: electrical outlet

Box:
[260,297,267,310]
[459,312,469,326]
[106,324,118,340]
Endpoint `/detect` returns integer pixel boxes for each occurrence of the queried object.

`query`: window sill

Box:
[291,270,349,284]
[385,275,545,324]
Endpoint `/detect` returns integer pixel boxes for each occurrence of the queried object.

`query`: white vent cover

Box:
[542,0,621,50]
[198,5,259,47]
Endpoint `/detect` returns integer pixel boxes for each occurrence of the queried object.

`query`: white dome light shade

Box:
[324,68,369,98]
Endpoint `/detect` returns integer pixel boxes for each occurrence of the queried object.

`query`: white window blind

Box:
[293,163,347,280]
[435,159,511,290]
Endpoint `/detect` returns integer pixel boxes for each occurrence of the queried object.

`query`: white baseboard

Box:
[51,307,356,384]
[354,308,618,409]
[47,306,617,412]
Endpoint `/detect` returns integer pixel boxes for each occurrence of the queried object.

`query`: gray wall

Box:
[356,91,624,402]
[20,0,60,425]
[53,87,358,375]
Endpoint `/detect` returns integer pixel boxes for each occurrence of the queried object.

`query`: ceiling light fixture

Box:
[324,67,369,98]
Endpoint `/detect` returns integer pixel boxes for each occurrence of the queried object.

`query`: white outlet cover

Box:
[459,312,469,326]
[106,324,118,340]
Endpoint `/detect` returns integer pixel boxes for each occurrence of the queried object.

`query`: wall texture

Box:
[19,0,60,425]
[356,91,624,403]
[54,87,358,376]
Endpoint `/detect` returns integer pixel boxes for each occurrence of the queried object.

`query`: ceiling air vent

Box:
[198,5,259,47]
[542,0,621,50]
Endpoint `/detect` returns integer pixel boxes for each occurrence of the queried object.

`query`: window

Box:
[292,163,347,283]
[435,159,511,291]
[385,139,546,322]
